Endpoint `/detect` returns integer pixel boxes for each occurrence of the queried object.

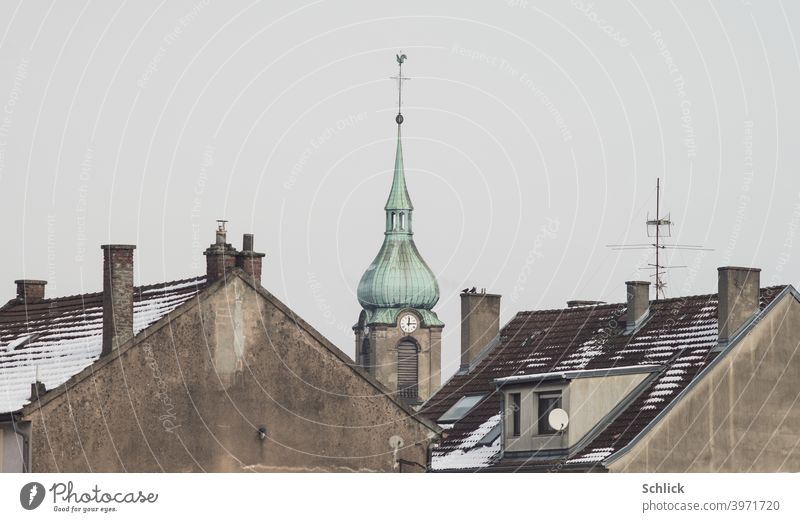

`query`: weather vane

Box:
[390,52,410,124]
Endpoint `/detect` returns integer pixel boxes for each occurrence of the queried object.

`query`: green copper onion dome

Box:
[357,125,440,313]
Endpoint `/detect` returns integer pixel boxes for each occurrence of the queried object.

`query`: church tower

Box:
[354,54,443,406]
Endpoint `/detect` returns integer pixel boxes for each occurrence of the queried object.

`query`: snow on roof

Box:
[493,364,661,385]
[0,276,205,414]
[429,414,501,471]
[421,286,786,472]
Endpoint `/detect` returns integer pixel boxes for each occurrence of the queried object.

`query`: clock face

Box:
[399,314,418,333]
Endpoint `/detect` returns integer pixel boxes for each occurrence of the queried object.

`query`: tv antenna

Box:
[607,178,712,300]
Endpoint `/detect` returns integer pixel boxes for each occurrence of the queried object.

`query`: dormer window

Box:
[438,394,484,423]
[495,365,660,455]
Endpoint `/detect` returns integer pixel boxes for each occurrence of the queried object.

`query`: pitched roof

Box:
[0,276,205,414]
[421,286,786,472]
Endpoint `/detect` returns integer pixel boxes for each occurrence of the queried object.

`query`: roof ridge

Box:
[514,285,788,316]
[4,274,207,306]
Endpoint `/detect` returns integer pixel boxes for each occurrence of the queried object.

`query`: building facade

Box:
[421,268,800,472]
[0,225,438,472]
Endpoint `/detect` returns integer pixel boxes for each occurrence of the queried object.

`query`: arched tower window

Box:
[361,338,372,374]
[397,340,419,402]
[390,212,396,230]
[399,212,405,230]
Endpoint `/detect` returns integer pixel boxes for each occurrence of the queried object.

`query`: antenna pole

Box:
[608,177,710,295]
[655,178,660,301]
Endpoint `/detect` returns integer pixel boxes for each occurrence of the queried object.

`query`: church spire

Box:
[354,53,443,404]
[385,53,413,227]
[357,53,440,312]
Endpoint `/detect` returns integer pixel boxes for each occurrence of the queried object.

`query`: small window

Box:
[391,212,397,230]
[399,212,405,230]
[360,338,371,374]
[397,341,419,402]
[477,422,501,446]
[537,393,562,435]
[437,394,484,423]
[510,393,521,437]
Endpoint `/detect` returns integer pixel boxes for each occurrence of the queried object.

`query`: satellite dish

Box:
[389,435,405,449]
[548,408,569,431]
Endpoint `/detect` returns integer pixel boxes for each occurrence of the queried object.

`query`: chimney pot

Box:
[15,279,46,303]
[460,290,501,371]
[242,233,254,252]
[204,223,237,283]
[101,244,136,356]
[625,281,650,333]
[236,233,265,286]
[718,266,761,343]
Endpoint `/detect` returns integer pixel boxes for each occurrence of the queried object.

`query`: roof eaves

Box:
[603,284,795,467]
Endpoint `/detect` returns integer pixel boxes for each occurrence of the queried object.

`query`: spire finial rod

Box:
[391,52,410,125]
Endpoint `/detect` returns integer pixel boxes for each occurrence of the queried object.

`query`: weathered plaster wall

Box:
[610,293,800,472]
[25,276,435,472]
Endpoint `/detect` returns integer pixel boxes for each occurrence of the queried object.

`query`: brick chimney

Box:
[460,289,501,371]
[718,266,761,343]
[101,244,136,356]
[204,221,238,283]
[625,281,650,333]
[15,279,46,303]
[235,233,266,285]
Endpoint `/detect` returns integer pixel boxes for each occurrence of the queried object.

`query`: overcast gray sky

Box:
[2,1,799,379]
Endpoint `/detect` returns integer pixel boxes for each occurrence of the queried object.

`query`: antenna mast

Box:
[647,178,670,299]
[608,178,712,301]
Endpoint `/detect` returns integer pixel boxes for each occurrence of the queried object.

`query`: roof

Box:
[357,124,440,316]
[357,237,441,314]
[421,286,786,472]
[0,276,205,414]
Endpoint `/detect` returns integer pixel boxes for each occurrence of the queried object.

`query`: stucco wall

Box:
[0,424,25,472]
[568,373,648,447]
[610,292,800,472]
[25,276,435,472]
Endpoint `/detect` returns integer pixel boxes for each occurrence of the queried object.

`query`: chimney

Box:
[15,279,46,303]
[460,290,501,371]
[718,266,761,343]
[235,233,266,285]
[625,281,650,333]
[204,220,238,282]
[30,381,46,400]
[101,244,136,356]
